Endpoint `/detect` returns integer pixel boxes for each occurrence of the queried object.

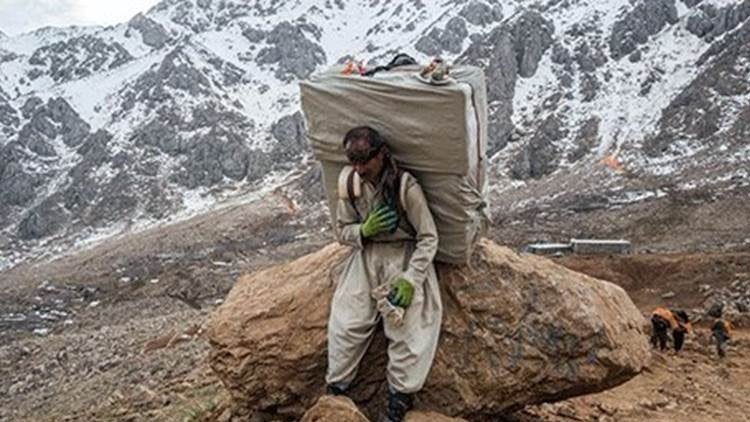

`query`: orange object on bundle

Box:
[341,59,366,75]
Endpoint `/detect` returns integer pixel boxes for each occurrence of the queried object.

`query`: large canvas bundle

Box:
[299,64,489,264]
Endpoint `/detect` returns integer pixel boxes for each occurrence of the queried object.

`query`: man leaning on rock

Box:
[325,126,442,422]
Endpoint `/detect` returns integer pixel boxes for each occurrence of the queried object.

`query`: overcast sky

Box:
[0,0,160,36]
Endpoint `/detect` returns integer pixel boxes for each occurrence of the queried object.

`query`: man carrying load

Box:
[650,307,691,353]
[711,306,733,358]
[325,126,442,422]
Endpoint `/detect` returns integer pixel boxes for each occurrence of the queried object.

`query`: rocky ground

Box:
[516,334,750,422]
[514,253,750,422]
[0,193,330,422]
[2,192,750,421]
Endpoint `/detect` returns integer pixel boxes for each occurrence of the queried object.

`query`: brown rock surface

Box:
[405,410,468,421]
[299,396,467,422]
[300,395,369,422]
[206,239,650,420]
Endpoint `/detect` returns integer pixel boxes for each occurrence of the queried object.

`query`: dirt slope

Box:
[516,332,750,422]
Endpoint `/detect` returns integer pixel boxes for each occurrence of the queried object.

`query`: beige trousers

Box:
[326,241,442,393]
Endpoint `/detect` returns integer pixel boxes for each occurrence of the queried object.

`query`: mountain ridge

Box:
[1,0,749,270]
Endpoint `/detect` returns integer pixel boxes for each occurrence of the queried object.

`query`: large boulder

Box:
[206,239,649,420]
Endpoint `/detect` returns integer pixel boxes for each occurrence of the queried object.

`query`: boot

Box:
[381,389,413,422]
[326,383,348,396]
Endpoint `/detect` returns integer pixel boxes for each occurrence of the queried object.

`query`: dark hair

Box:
[343,126,385,162]
[343,126,401,211]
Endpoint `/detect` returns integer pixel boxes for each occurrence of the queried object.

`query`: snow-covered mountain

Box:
[1,0,749,269]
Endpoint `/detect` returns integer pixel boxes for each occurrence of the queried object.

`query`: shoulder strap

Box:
[347,170,361,220]
[397,170,417,237]
[338,166,362,220]
[397,170,418,271]
[362,53,417,77]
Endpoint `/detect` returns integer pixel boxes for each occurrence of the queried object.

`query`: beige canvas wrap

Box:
[299,64,489,264]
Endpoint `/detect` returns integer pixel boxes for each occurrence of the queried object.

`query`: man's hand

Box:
[388,278,415,308]
[360,204,398,238]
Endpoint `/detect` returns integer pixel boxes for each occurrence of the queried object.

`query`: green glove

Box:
[360,204,398,238]
[388,278,415,308]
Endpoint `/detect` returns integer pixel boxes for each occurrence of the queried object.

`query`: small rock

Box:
[661,291,676,299]
[38,280,56,291]
[650,396,671,409]
[555,403,580,419]
[89,301,100,308]
[98,359,119,372]
[707,302,724,318]
[79,286,97,299]
[8,381,25,395]
[300,395,368,422]
[638,399,654,410]
[149,278,159,284]
[32,328,50,336]
[596,402,617,416]
[406,411,469,421]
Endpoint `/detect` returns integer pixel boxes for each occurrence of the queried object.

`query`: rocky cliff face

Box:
[609,0,679,60]
[0,0,748,268]
[27,35,134,83]
[646,16,750,160]
[0,87,18,135]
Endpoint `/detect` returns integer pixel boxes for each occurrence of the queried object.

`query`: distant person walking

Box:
[711,309,733,358]
[650,307,691,352]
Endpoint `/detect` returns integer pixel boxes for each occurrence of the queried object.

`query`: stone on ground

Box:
[406,410,468,421]
[300,395,369,422]
[299,395,466,422]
